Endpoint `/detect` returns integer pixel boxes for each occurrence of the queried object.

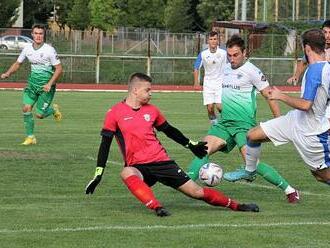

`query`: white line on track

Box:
[1,222,330,234]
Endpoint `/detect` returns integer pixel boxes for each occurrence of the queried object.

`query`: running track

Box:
[0,82,300,92]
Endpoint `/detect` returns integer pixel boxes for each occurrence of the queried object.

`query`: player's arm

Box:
[193,53,202,86]
[85,129,114,194]
[269,86,313,111]
[44,64,63,92]
[1,61,22,79]
[260,86,281,117]
[287,59,307,84]
[156,121,207,158]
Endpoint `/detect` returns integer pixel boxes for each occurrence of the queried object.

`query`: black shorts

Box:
[134,161,190,189]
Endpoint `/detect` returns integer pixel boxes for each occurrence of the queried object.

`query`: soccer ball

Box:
[199,162,223,187]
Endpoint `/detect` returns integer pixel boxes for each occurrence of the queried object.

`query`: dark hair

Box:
[322,20,330,29]
[32,24,46,32]
[226,34,245,51]
[128,73,152,91]
[208,31,218,38]
[301,28,325,54]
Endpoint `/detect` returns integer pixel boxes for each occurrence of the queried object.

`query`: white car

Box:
[0,35,33,50]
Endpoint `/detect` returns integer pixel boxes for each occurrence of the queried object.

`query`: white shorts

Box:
[203,86,222,105]
[260,112,330,171]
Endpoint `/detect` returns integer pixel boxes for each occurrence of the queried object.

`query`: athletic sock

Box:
[123,175,162,210]
[202,188,238,210]
[42,107,55,118]
[187,155,209,181]
[209,115,217,125]
[257,162,290,192]
[246,141,261,172]
[23,112,34,136]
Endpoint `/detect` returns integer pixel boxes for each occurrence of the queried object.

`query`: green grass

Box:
[0,91,329,248]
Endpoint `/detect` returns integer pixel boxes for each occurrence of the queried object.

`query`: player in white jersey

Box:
[1,24,63,145]
[193,31,227,125]
[188,35,299,203]
[227,29,330,185]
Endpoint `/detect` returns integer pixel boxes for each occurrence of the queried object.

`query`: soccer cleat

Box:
[155,207,171,217]
[287,190,300,204]
[223,168,257,182]
[21,136,37,145]
[237,203,260,212]
[53,104,62,121]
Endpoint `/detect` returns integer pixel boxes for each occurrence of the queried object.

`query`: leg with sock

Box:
[123,175,170,216]
[22,112,36,145]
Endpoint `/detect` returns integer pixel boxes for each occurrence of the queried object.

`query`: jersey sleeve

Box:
[102,108,117,132]
[49,47,61,66]
[193,52,203,70]
[17,47,27,63]
[249,66,269,91]
[154,107,167,127]
[302,63,323,101]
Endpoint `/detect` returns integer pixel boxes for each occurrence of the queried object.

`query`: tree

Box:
[67,0,90,30]
[164,0,193,32]
[54,0,74,30]
[197,0,234,28]
[89,0,121,31]
[0,0,21,27]
[23,0,53,28]
[118,0,166,28]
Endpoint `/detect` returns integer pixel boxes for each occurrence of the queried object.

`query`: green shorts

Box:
[23,84,56,116]
[207,122,252,153]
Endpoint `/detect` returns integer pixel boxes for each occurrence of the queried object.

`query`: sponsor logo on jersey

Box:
[124,117,133,121]
[261,75,267,81]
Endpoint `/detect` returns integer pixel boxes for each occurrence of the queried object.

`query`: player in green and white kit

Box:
[1,24,63,145]
[187,35,299,203]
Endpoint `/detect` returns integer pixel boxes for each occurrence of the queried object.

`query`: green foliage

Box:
[164,0,193,32]
[197,0,234,28]
[23,0,53,28]
[0,0,20,27]
[117,0,166,28]
[67,0,90,30]
[54,0,74,30]
[89,0,121,31]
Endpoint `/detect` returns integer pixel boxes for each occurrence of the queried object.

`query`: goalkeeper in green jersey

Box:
[187,35,299,203]
[1,24,63,145]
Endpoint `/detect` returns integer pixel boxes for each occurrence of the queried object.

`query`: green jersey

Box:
[220,61,269,128]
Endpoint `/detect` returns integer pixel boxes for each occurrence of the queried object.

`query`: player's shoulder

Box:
[307,62,328,74]
[143,103,160,112]
[242,61,263,74]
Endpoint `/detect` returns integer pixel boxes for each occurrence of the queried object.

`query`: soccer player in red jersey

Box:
[85,72,259,217]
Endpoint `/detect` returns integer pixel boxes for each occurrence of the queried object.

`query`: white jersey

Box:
[221,61,269,126]
[295,61,330,135]
[17,43,61,87]
[194,47,227,90]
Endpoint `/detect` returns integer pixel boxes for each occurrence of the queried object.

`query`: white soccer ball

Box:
[199,162,223,187]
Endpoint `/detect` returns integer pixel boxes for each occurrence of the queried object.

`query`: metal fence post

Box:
[147,32,151,76]
[96,29,101,84]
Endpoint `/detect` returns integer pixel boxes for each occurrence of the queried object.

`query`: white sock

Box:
[245,143,261,172]
[284,185,295,195]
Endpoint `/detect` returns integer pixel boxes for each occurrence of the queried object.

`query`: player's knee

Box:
[22,105,32,113]
[36,114,44,119]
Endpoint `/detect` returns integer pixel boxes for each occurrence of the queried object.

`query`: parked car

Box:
[0,35,33,50]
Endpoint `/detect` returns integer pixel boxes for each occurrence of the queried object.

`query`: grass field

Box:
[0,90,329,248]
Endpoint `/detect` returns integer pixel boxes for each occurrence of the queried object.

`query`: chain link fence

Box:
[0,28,303,85]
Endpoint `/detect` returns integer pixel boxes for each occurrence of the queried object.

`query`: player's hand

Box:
[268,86,283,100]
[1,73,9,79]
[85,167,104,194]
[43,83,52,92]
[286,76,298,85]
[186,140,208,158]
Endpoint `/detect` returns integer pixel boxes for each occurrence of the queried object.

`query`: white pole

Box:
[263,0,266,21]
[292,0,295,21]
[242,0,247,21]
[324,0,327,20]
[235,0,239,20]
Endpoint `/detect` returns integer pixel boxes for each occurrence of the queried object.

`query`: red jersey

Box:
[103,101,171,166]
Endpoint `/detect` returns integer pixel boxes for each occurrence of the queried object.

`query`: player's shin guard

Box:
[123,175,162,210]
[202,188,238,210]
[187,155,209,181]
[246,141,261,172]
[257,162,289,191]
[23,112,34,136]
